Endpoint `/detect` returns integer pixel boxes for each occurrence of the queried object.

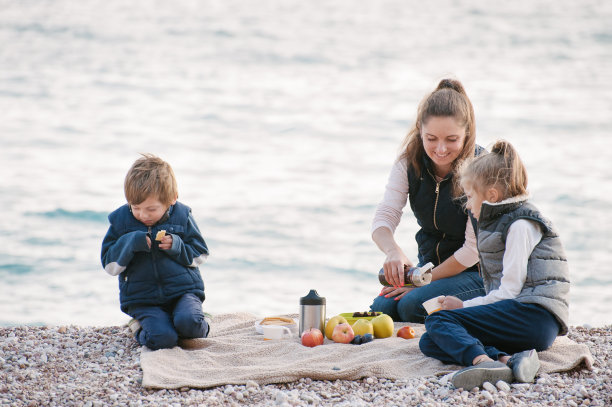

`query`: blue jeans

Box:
[419,299,560,366]
[128,293,210,350]
[370,270,485,323]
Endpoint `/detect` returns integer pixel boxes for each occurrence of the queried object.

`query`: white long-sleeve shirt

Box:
[463,217,543,307]
[371,159,479,268]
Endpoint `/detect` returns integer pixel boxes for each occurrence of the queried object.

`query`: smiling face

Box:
[130,195,175,226]
[421,116,467,177]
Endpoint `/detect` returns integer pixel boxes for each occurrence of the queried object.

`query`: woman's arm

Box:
[431,255,466,281]
[371,159,413,287]
[372,226,413,287]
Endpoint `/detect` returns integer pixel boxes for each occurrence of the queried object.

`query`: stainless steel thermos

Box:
[378,262,434,287]
[299,289,326,336]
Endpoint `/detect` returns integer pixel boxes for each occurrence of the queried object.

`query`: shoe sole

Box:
[452,361,513,390]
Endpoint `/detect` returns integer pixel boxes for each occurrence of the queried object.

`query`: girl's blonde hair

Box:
[124,154,178,206]
[459,140,528,200]
[399,78,476,196]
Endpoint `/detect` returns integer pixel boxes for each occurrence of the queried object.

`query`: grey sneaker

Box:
[507,349,540,383]
[127,318,141,335]
[451,361,513,390]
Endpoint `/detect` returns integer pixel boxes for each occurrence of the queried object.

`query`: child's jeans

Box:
[419,299,560,366]
[128,293,210,350]
[370,270,485,323]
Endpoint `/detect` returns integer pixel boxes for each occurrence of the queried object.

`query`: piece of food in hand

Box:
[301,328,324,347]
[361,333,373,344]
[351,334,363,345]
[371,314,394,338]
[260,316,295,326]
[331,323,355,344]
[155,230,166,241]
[397,326,416,339]
[352,319,374,336]
[325,315,348,340]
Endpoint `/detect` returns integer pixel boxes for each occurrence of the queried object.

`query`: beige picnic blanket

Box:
[140,312,594,389]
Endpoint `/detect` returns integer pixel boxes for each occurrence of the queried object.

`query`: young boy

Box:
[101,154,210,350]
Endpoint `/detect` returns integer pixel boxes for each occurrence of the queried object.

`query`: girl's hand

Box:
[383,249,413,287]
[441,296,463,310]
[158,234,173,250]
[379,286,415,301]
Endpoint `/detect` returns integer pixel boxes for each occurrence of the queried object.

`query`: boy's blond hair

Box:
[124,154,178,206]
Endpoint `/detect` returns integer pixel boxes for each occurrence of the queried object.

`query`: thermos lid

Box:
[300,289,326,305]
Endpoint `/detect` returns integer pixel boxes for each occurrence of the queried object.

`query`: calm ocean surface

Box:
[1,0,611,327]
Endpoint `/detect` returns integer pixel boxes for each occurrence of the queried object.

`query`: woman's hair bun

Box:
[437,78,465,95]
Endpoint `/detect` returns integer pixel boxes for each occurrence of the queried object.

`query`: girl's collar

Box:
[483,193,530,207]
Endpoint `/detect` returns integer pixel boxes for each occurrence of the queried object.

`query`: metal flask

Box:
[378,262,434,287]
[299,289,326,336]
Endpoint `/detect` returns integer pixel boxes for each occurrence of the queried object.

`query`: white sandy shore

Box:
[1,324,610,406]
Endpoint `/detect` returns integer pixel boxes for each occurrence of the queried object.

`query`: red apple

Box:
[397,326,415,339]
[331,323,355,344]
[301,328,324,347]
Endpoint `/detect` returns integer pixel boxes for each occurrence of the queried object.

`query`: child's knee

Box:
[423,311,446,331]
[418,332,435,356]
[174,312,208,339]
[143,328,178,350]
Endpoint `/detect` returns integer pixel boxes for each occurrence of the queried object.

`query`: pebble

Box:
[481,390,493,401]
[495,380,511,392]
[482,381,496,393]
[0,325,609,406]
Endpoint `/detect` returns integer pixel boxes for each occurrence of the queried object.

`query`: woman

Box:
[370,78,485,323]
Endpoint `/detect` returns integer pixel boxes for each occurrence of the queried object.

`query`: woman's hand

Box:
[441,295,463,310]
[383,249,414,287]
[380,285,415,301]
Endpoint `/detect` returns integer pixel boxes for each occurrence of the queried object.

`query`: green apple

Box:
[371,314,394,338]
[352,319,374,337]
[325,315,348,340]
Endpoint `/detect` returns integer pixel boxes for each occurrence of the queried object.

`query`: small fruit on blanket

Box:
[325,315,348,340]
[397,326,416,339]
[301,328,324,347]
[371,314,394,338]
[352,319,374,336]
[361,333,373,344]
[332,323,355,344]
[351,335,363,345]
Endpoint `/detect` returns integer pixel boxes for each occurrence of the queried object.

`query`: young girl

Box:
[418,140,570,390]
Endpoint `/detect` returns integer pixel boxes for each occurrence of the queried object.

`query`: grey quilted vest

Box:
[477,198,570,335]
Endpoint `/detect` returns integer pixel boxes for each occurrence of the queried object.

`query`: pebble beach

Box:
[1,324,610,407]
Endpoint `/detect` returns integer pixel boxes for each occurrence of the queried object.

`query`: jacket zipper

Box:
[149,226,164,299]
[427,168,445,265]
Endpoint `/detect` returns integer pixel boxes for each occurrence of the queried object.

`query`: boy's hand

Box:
[441,296,463,310]
[158,234,173,250]
[146,235,151,249]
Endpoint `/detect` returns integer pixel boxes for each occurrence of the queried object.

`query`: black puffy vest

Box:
[407,146,483,269]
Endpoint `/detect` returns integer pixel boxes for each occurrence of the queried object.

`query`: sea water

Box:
[1,0,611,327]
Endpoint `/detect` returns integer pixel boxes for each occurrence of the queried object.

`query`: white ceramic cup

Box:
[262,324,293,340]
[422,296,443,315]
